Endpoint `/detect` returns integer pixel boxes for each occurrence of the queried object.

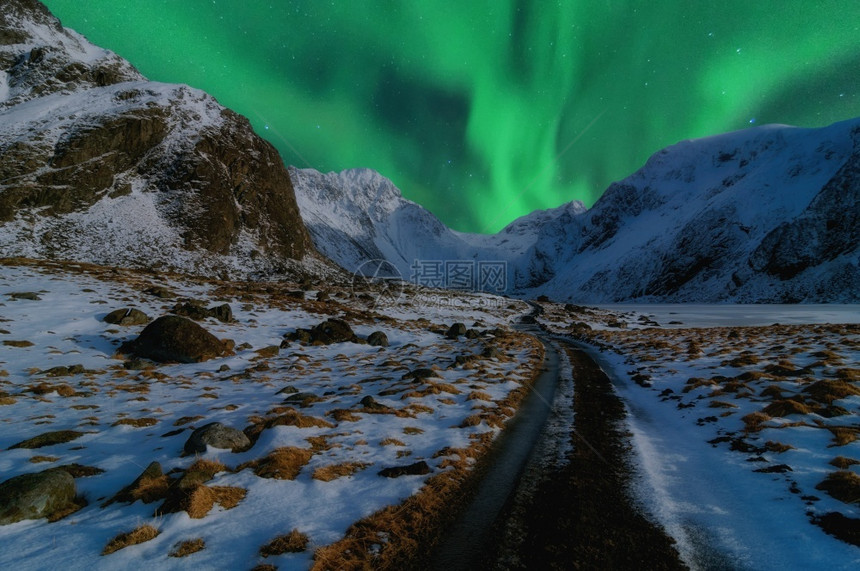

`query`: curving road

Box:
[431,304,686,570]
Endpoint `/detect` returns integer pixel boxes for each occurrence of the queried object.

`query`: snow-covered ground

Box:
[0,259,538,569]
[540,303,860,569]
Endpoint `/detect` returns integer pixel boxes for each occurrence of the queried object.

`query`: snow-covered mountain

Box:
[527,119,860,303]
[0,0,316,278]
[291,166,585,287]
[294,119,860,303]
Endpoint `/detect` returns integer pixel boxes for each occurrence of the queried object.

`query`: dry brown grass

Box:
[29,455,59,463]
[239,447,313,480]
[815,471,860,505]
[835,368,860,381]
[403,426,424,435]
[683,377,718,393]
[466,391,493,402]
[708,400,738,409]
[328,409,361,422]
[312,462,370,482]
[828,426,860,447]
[185,459,228,480]
[112,417,158,428]
[174,415,204,426]
[3,340,34,347]
[830,456,860,469]
[261,529,310,557]
[380,438,406,447]
[402,404,435,416]
[306,435,334,452]
[184,485,216,519]
[102,524,160,555]
[803,379,860,404]
[211,486,247,510]
[762,399,814,417]
[741,412,772,432]
[764,440,794,453]
[246,410,335,443]
[169,538,205,558]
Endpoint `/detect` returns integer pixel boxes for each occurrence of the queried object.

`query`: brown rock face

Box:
[120,315,228,363]
[0,1,314,274]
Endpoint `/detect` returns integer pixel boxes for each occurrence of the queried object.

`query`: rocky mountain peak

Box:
[0,1,315,277]
[0,0,143,107]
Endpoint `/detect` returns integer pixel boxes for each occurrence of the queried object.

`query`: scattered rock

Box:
[310,318,357,344]
[42,364,85,377]
[401,368,439,382]
[11,430,85,449]
[812,512,860,547]
[8,292,42,301]
[316,291,330,302]
[366,331,389,347]
[108,462,170,505]
[145,285,176,299]
[183,422,250,455]
[0,469,77,524]
[123,358,148,370]
[2,340,33,348]
[120,315,229,363]
[753,464,793,474]
[378,460,431,478]
[103,308,150,326]
[816,471,860,505]
[445,323,467,339]
[481,346,503,360]
[359,395,388,411]
[172,301,233,323]
[255,345,280,358]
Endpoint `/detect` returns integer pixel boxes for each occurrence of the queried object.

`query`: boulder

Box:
[445,323,467,339]
[120,315,228,363]
[367,331,389,347]
[0,469,77,524]
[309,319,357,344]
[171,302,233,323]
[183,422,250,455]
[104,308,150,326]
[401,368,439,382]
[378,461,431,478]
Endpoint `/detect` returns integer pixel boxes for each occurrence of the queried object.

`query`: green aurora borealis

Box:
[42,1,860,232]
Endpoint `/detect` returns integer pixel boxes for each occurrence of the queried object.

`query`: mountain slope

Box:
[0,0,315,277]
[291,166,585,287]
[528,119,860,302]
[294,120,860,303]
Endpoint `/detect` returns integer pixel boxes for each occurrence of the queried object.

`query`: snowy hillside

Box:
[527,119,860,303]
[0,0,316,278]
[291,166,585,290]
[294,119,860,303]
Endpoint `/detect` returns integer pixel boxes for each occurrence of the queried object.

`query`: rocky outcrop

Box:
[120,315,229,363]
[0,1,314,276]
[749,127,860,283]
[0,469,77,524]
[184,422,251,455]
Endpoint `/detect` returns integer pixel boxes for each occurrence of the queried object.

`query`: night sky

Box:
[42,1,860,232]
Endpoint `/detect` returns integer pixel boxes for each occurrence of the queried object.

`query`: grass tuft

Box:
[102,524,160,555]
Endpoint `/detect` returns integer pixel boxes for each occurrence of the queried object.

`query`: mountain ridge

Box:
[293,119,860,303]
[0,0,319,279]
